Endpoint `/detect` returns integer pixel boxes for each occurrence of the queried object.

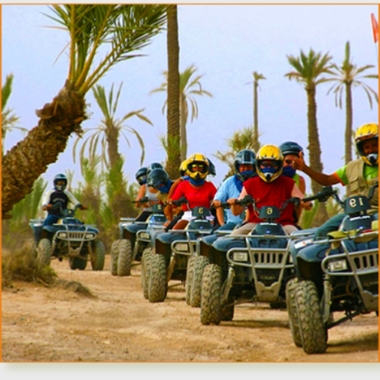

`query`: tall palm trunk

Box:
[105,124,122,170]
[253,81,260,153]
[166,5,181,178]
[306,84,329,225]
[2,85,86,219]
[180,93,187,161]
[344,83,353,164]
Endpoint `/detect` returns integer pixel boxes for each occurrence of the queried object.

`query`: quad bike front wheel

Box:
[117,239,133,276]
[200,264,222,325]
[37,238,52,268]
[91,239,106,271]
[295,280,327,354]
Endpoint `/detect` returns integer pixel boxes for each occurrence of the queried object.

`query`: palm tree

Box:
[327,41,378,164]
[285,48,334,225]
[165,4,181,179]
[214,126,260,179]
[1,73,27,156]
[72,82,153,172]
[2,4,168,219]
[247,71,266,153]
[151,64,213,161]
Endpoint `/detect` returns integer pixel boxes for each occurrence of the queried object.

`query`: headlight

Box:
[233,252,248,262]
[294,238,313,249]
[328,259,348,272]
[174,243,189,252]
[139,232,150,239]
[58,232,67,238]
[85,233,95,239]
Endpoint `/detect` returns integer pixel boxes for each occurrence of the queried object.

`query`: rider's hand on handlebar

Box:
[212,200,221,208]
[227,198,237,206]
[80,205,88,210]
[43,204,53,210]
[302,200,313,210]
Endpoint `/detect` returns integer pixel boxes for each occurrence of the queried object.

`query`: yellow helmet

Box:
[355,123,378,166]
[186,153,209,180]
[256,145,284,182]
[179,159,189,177]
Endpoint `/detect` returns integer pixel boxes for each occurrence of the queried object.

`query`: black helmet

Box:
[135,167,147,186]
[207,158,216,176]
[147,168,170,189]
[279,141,303,157]
[146,162,164,176]
[234,150,256,181]
[53,173,67,191]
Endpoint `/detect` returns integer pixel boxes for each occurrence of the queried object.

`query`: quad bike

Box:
[111,197,166,277]
[30,203,105,271]
[286,184,378,354]
[200,195,301,325]
[144,197,215,303]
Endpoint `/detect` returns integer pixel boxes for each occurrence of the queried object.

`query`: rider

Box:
[292,122,378,239]
[42,173,87,227]
[36,174,87,243]
[167,153,217,230]
[279,141,307,222]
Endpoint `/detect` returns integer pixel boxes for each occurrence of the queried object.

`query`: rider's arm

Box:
[229,187,247,216]
[291,183,312,210]
[293,152,340,186]
[41,190,54,210]
[65,190,87,210]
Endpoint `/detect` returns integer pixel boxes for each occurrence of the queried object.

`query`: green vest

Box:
[345,159,378,213]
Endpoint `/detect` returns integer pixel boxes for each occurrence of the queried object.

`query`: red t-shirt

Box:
[243,175,296,225]
[171,180,217,211]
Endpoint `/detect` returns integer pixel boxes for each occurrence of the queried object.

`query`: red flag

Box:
[371,13,378,43]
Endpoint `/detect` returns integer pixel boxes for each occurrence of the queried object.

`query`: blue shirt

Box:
[214,175,246,224]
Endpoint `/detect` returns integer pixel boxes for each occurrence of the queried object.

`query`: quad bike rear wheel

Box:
[110,239,120,276]
[69,256,88,270]
[190,255,210,308]
[141,248,153,299]
[285,278,302,347]
[91,239,106,271]
[148,254,167,303]
[117,239,133,276]
[185,256,196,305]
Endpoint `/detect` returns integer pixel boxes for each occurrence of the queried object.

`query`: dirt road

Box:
[1,255,378,363]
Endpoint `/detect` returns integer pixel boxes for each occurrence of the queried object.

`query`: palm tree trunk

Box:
[180,93,187,161]
[344,83,353,165]
[306,85,329,226]
[253,81,259,152]
[106,125,122,169]
[166,5,181,178]
[2,85,86,219]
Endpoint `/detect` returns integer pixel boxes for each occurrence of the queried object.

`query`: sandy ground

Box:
[1,254,379,364]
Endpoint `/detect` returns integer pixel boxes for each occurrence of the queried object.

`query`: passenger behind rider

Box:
[279,141,307,223]
[211,145,312,255]
[198,149,256,257]
[292,122,379,239]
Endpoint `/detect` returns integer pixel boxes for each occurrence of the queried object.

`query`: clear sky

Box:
[1,1,380,378]
[2,3,379,194]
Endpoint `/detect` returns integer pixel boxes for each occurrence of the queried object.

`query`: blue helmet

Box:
[53,173,67,191]
[234,150,256,181]
[135,167,147,186]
